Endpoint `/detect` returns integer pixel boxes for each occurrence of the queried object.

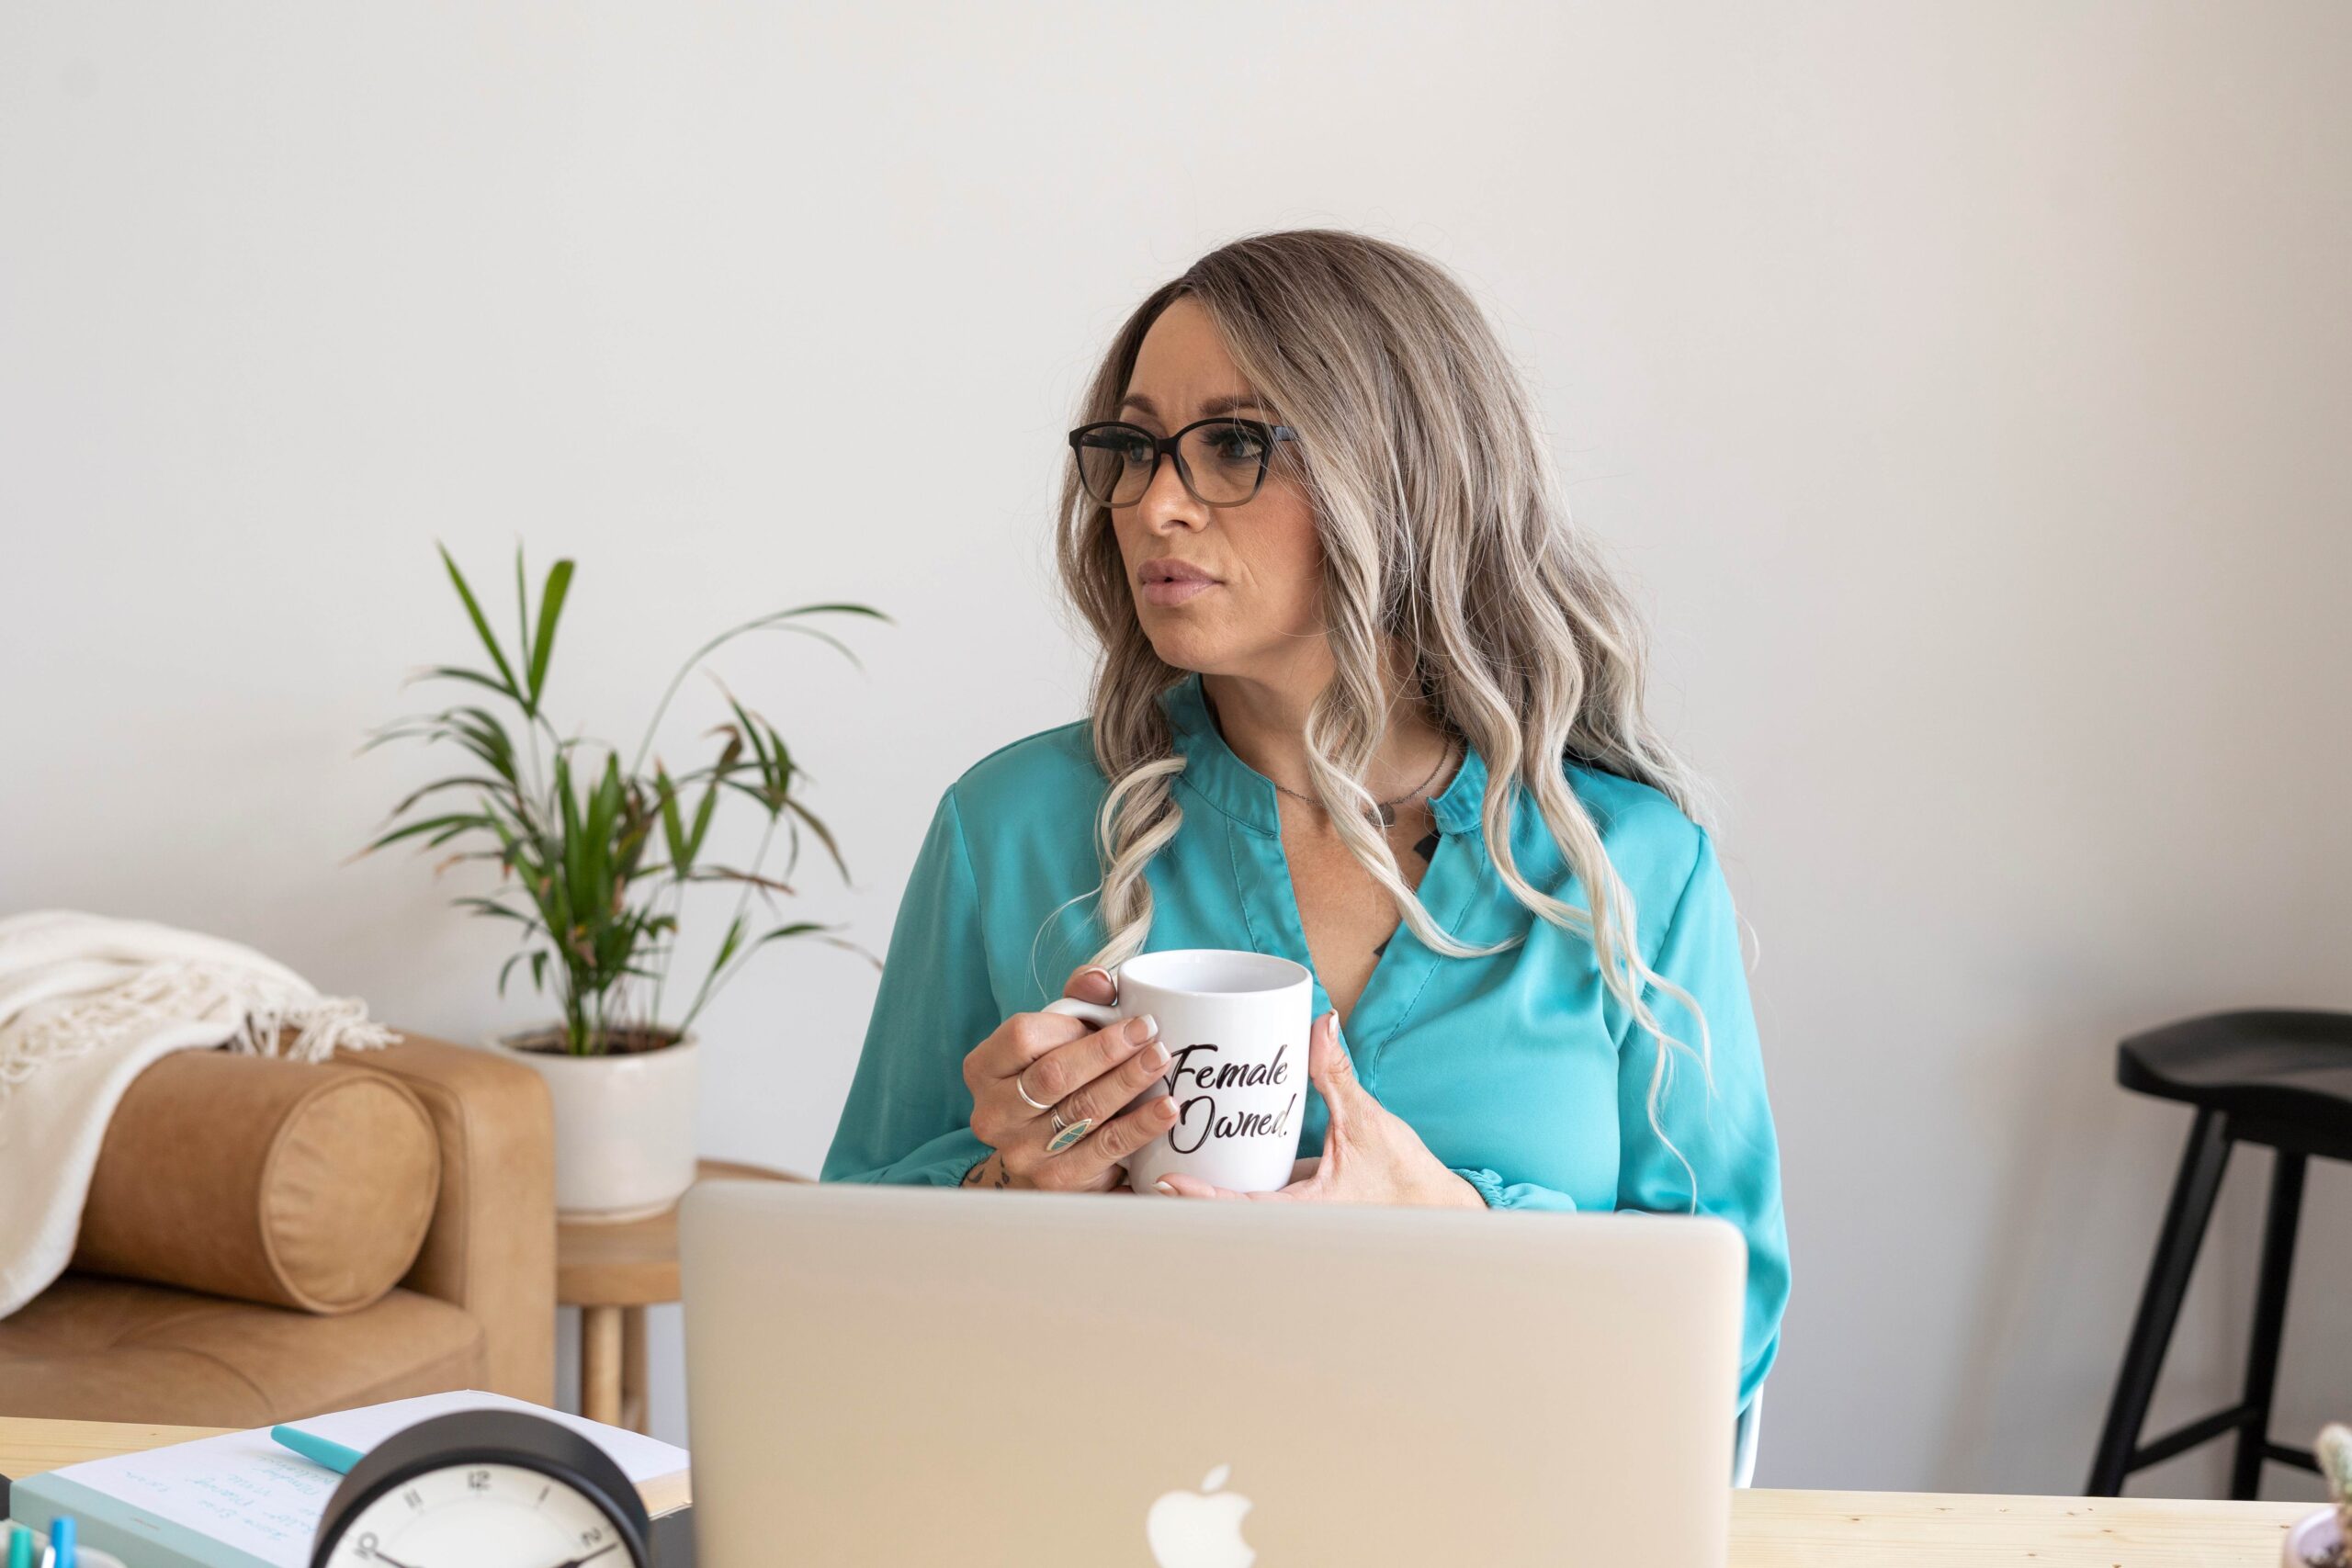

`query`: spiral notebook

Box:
[5,1391,689,1568]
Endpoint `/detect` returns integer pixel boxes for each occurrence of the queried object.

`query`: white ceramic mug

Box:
[1043,948,1313,1193]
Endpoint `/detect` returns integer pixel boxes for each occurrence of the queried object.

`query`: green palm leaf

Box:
[526,558,574,712]
[436,542,523,702]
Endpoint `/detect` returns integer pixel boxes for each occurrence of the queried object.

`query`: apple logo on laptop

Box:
[1146,1462,1255,1568]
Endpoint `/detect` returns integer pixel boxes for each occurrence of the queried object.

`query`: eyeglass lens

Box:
[1073,421,1274,508]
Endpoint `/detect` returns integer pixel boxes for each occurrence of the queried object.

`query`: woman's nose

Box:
[1136,451,1204,532]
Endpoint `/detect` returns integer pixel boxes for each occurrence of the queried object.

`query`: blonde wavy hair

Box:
[1046,228,1725,1194]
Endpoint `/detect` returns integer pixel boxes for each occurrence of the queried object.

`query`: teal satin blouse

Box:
[821,670,1791,1414]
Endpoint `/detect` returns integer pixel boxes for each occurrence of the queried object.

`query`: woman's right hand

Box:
[959,964,1180,1191]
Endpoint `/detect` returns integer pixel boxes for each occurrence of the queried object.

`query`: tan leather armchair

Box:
[0,1033,555,1426]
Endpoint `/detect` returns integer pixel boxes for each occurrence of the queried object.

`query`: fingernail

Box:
[1154,1180,1176,1195]
[1142,1040,1169,1069]
[1153,1096,1177,1118]
[1080,965,1114,987]
[1126,1013,1159,1044]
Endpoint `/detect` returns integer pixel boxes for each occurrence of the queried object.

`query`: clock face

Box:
[321,1460,635,1568]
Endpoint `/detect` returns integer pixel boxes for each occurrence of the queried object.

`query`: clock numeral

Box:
[467,1468,492,1491]
[580,1526,605,1547]
[355,1531,379,1559]
[402,1488,424,1510]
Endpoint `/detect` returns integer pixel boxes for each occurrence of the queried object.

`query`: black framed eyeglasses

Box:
[1067,416,1301,509]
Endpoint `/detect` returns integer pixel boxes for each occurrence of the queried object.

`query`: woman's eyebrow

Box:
[1117,390,1269,418]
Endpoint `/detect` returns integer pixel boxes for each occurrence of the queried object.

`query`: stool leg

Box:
[621,1305,650,1435]
[2087,1107,2231,1496]
[582,1305,624,1427]
[2229,1148,2306,1499]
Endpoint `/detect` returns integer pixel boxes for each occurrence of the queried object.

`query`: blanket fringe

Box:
[232,994,398,1061]
[0,959,393,1105]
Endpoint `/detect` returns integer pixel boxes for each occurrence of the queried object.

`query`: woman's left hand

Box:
[1156,1011,1486,1208]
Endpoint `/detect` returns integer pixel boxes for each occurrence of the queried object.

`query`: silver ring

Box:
[1014,1069,1053,1112]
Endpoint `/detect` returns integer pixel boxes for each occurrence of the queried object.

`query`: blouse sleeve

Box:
[1445,1165,1577,1211]
[820,785,1001,1187]
[1614,825,1792,1415]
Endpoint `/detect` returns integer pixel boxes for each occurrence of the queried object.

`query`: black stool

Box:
[2086,1009,2352,1497]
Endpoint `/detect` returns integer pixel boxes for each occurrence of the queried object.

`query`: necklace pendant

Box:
[1375,801,1397,829]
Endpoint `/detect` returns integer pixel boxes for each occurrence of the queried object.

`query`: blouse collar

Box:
[1159,669,1490,840]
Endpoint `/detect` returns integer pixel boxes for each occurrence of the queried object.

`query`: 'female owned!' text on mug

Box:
[1044,948,1312,1193]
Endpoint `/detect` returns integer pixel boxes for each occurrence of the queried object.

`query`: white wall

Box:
[4,2,2346,1495]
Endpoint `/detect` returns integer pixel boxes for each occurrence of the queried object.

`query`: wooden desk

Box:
[1731,1486,2310,1563]
[558,1157,808,1432]
[0,1416,2318,1563]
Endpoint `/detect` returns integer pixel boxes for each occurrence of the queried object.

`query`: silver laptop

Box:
[679,1180,1744,1566]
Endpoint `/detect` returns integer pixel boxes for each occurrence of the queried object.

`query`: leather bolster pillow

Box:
[71,1048,442,1314]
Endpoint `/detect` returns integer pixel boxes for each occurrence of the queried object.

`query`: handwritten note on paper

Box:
[62,1428,341,1567]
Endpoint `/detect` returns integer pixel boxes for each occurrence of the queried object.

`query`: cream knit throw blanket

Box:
[0,909,396,1318]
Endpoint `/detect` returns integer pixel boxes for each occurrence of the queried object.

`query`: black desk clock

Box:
[308,1409,654,1568]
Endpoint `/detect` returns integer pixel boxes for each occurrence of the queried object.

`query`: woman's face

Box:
[1108,297,1323,679]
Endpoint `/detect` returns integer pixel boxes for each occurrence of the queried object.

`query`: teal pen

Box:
[47,1516,74,1568]
[6,1520,33,1568]
[268,1424,364,1474]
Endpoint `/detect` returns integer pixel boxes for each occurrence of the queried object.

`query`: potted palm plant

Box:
[359,543,887,1218]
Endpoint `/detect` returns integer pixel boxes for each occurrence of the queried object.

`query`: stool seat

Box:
[2119,1010,2352,1157]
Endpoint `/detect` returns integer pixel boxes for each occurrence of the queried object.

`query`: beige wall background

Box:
[4,2,2346,1494]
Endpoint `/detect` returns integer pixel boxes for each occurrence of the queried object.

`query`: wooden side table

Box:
[556,1157,807,1433]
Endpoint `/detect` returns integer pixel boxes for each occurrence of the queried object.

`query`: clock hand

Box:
[542,1543,621,1568]
[367,1551,425,1568]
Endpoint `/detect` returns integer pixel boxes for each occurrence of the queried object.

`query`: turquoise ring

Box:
[1045,1110,1094,1154]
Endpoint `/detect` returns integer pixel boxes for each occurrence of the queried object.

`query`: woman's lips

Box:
[1142,580,1218,606]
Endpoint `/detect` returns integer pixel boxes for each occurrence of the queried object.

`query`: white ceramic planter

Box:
[491,1029,701,1222]
[2286,1507,2346,1567]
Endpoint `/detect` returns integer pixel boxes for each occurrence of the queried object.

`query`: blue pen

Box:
[268,1424,364,1475]
[47,1516,74,1568]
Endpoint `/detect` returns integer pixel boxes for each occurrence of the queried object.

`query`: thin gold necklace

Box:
[1204,684,1456,827]
[1269,739,1454,828]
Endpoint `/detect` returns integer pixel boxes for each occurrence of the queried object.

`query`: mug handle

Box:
[1041,995,1122,1029]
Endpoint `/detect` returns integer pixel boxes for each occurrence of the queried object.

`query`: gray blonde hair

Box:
[1046,228,1724,1196]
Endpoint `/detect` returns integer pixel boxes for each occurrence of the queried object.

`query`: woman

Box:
[821,229,1790,1420]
